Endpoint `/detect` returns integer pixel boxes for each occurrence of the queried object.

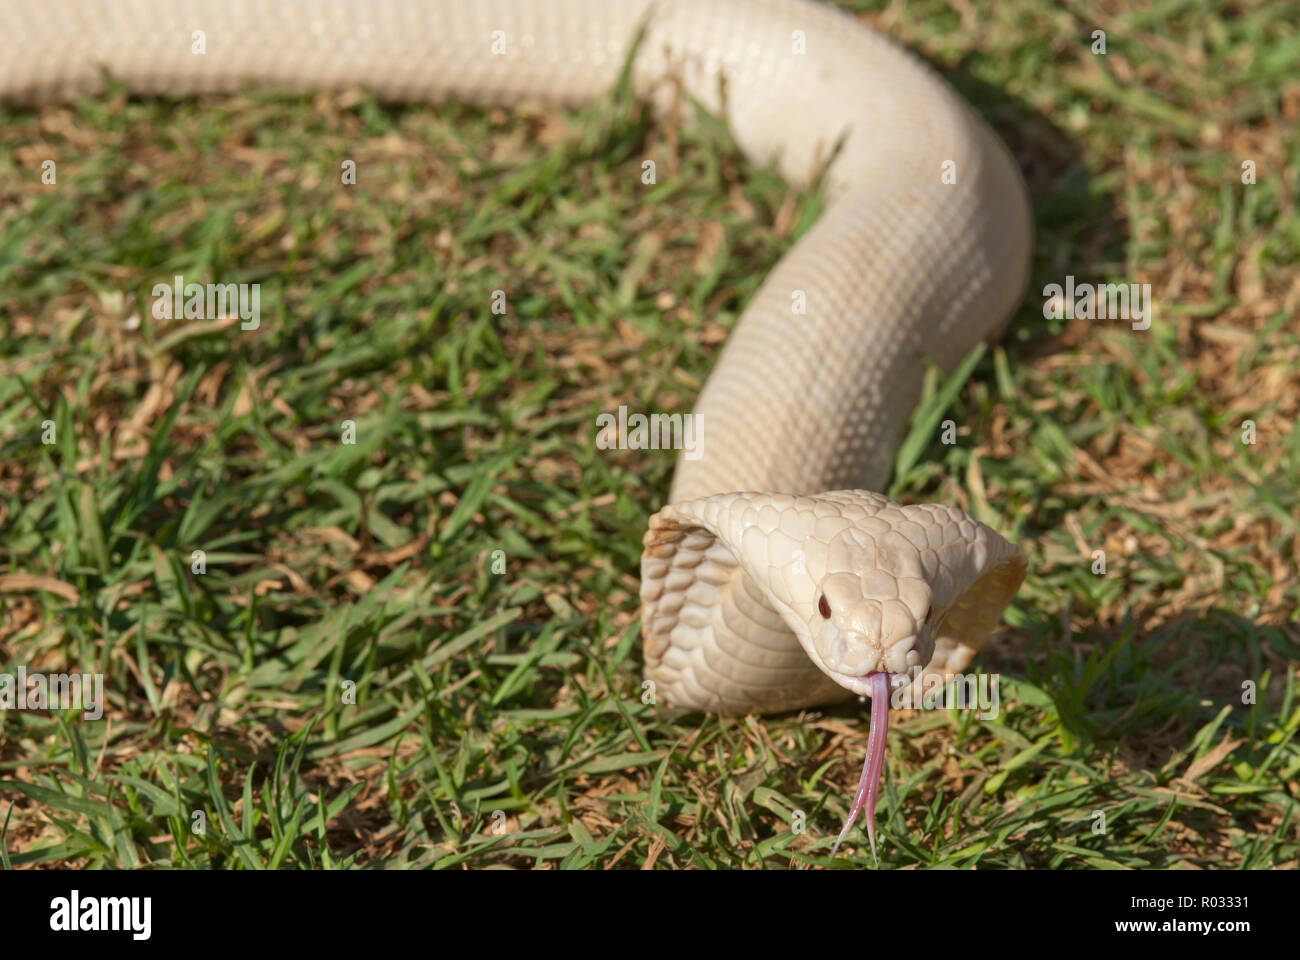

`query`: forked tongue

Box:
[830,671,890,864]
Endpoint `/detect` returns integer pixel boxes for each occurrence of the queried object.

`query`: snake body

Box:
[4,0,1032,858]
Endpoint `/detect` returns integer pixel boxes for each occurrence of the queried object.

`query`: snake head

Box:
[769,492,1024,701]
[803,544,937,696]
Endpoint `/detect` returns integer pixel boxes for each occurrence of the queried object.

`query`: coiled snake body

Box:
[3,0,1032,860]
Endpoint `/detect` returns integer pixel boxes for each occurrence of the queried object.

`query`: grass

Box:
[1,0,1298,869]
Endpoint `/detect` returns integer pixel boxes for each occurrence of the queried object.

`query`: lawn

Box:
[1,0,1297,868]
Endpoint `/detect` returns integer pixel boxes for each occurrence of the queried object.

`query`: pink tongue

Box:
[831,671,890,864]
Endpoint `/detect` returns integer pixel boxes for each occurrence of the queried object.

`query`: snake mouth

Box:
[827,670,888,697]
[826,664,917,699]
[816,630,928,695]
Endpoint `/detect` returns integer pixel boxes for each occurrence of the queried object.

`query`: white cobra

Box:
[2,0,1032,861]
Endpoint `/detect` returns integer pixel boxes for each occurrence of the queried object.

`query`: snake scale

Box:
[2,0,1033,861]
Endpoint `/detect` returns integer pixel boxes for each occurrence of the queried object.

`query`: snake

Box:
[3,0,1033,862]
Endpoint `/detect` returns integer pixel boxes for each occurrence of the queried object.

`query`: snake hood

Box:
[642,490,1026,708]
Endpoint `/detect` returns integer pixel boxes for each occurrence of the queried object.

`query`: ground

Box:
[0,0,1297,868]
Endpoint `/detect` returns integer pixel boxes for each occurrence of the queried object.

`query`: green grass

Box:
[1,0,1298,869]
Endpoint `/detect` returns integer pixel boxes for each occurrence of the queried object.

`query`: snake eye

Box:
[818,594,832,619]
